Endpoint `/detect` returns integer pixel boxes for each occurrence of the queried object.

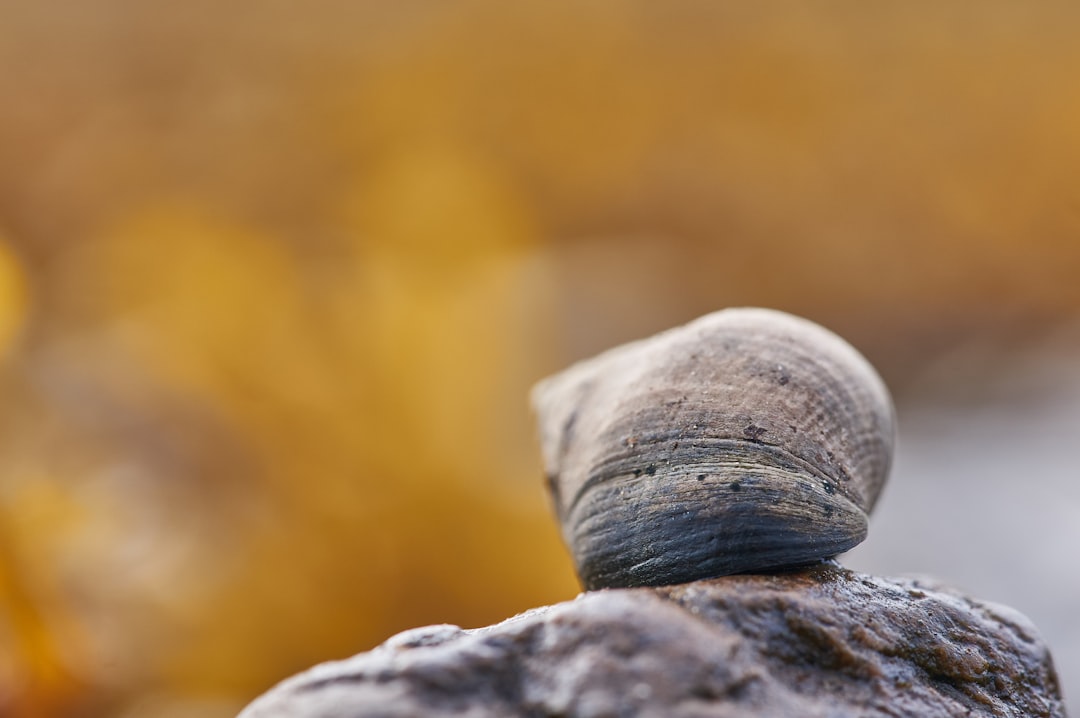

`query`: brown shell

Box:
[531,307,895,590]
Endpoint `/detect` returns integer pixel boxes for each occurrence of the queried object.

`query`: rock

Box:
[238,564,1066,717]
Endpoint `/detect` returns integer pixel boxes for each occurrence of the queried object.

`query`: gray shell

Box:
[531,307,895,590]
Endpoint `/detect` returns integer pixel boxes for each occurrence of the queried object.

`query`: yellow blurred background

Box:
[1,2,1080,716]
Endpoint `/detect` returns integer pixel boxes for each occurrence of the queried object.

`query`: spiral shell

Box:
[532,307,895,590]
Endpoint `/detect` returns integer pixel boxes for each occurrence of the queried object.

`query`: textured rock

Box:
[239,564,1066,717]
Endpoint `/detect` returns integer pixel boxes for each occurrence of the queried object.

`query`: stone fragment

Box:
[239,564,1066,717]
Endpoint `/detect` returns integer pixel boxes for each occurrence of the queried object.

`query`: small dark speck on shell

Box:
[744,424,767,441]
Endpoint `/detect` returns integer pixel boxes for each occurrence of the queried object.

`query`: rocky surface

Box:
[239,564,1065,717]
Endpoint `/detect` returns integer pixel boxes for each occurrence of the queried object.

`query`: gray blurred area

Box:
[846,322,1080,708]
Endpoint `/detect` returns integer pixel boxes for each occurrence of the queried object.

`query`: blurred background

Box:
[0,1,1078,716]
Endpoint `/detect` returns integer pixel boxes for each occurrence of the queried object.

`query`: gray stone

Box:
[239,564,1065,717]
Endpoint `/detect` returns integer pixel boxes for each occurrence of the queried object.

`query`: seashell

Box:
[531,307,895,590]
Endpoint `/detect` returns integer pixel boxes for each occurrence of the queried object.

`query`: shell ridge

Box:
[564,437,847,523]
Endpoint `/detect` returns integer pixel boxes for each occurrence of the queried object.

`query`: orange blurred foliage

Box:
[0,2,1079,716]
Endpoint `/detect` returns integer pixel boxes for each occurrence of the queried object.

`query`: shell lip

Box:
[566,441,870,590]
